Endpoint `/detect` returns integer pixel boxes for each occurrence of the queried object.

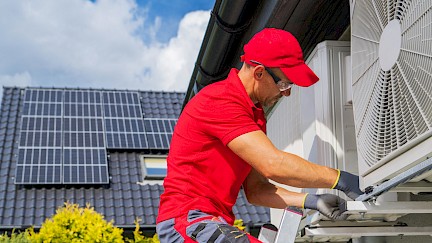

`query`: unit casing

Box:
[351,0,432,189]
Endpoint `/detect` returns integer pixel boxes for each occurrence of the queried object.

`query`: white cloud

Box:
[0,72,32,88]
[0,0,209,93]
[151,10,210,91]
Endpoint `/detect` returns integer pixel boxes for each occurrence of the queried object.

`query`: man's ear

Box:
[254,66,264,80]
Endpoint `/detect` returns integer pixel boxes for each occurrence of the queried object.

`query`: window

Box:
[141,156,167,180]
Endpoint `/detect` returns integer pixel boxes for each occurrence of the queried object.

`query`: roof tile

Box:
[0,87,269,229]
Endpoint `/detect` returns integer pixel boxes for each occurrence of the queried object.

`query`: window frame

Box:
[140,155,167,180]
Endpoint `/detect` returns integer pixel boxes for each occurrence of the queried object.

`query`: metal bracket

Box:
[343,201,432,215]
[389,181,432,193]
[339,200,432,222]
[357,157,432,201]
[302,226,432,238]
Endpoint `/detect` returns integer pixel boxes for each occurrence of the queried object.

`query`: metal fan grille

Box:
[352,0,432,168]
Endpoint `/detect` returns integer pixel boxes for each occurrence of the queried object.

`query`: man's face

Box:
[259,67,293,107]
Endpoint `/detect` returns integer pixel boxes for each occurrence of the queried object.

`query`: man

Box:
[157,28,362,243]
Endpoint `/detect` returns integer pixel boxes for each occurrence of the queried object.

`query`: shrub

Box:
[234,219,246,231]
[18,202,246,243]
[29,202,124,243]
[0,230,31,243]
[127,218,159,243]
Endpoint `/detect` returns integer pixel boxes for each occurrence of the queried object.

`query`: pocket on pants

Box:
[186,219,250,243]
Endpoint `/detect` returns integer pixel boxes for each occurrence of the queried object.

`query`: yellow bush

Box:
[29,202,124,243]
[0,230,31,243]
[24,202,246,243]
[126,218,159,243]
[234,219,246,231]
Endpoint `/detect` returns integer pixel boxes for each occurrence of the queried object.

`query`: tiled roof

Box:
[0,87,270,229]
[140,91,184,118]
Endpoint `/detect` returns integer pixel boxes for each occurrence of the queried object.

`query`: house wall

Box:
[267,41,353,225]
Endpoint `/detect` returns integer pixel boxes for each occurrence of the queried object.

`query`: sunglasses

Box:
[249,60,293,92]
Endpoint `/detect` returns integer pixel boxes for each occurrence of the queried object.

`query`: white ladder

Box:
[258,206,303,243]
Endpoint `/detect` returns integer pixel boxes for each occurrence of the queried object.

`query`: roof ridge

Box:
[2,86,185,95]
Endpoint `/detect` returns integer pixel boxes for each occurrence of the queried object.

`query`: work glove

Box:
[333,170,363,200]
[303,193,348,220]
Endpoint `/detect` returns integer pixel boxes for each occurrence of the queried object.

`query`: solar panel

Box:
[63,149,108,184]
[16,89,109,185]
[23,89,63,103]
[16,89,63,184]
[17,88,177,185]
[15,148,63,184]
[143,118,176,149]
[63,90,109,184]
[103,91,148,149]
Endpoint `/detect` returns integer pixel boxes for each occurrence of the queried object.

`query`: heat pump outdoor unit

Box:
[351,1,432,190]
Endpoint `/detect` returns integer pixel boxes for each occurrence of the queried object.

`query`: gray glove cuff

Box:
[303,194,319,210]
[334,170,363,200]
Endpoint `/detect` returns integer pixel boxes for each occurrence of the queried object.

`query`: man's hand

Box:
[333,170,363,200]
[303,194,347,220]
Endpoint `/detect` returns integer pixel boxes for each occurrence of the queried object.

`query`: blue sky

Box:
[137,0,213,43]
[0,0,214,96]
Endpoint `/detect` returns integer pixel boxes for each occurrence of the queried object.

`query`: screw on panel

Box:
[365,186,374,194]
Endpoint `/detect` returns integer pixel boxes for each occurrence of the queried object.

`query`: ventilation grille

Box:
[352,0,432,167]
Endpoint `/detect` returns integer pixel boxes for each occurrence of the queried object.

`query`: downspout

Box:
[183,0,260,108]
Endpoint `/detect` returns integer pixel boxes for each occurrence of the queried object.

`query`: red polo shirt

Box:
[157,68,267,225]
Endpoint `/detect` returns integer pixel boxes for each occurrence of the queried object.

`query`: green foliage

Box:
[0,230,31,243]
[1,202,244,243]
[29,202,124,243]
[234,219,246,231]
[126,218,159,243]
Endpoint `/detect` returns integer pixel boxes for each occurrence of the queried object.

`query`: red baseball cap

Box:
[241,28,319,87]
